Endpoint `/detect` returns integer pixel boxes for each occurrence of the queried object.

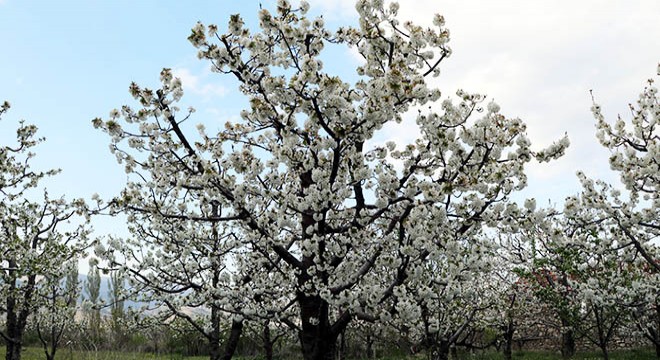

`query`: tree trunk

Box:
[599,344,609,360]
[263,321,273,360]
[429,340,450,360]
[221,318,243,360]
[209,335,221,359]
[298,293,337,360]
[365,333,374,359]
[5,342,21,360]
[560,327,575,359]
[44,339,57,360]
[5,302,27,360]
[5,312,21,360]
[209,306,222,360]
[657,300,660,359]
[5,262,25,360]
[450,346,458,359]
[338,329,346,360]
[594,306,612,360]
[503,320,515,360]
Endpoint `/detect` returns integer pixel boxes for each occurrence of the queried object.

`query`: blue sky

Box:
[0,1,258,197]
[2,0,660,265]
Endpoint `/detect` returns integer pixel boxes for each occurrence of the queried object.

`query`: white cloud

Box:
[311,0,660,203]
[395,1,660,202]
[172,67,228,99]
[162,1,656,204]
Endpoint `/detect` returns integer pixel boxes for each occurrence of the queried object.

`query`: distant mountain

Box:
[75,273,149,311]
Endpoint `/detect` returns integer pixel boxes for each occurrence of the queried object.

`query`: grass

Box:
[0,347,655,360]
[0,347,208,360]
[454,348,657,360]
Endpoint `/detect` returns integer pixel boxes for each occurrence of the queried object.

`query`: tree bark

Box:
[4,265,32,360]
[5,304,22,360]
[5,341,21,360]
[594,305,615,360]
[599,344,610,360]
[221,318,243,360]
[298,293,338,360]
[503,320,515,360]
[42,328,59,360]
[338,329,346,360]
[263,321,273,360]
[209,306,222,360]
[560,320,575,359]
[429,340,450,360]
[654,299,660,359]
[365,333,374,359]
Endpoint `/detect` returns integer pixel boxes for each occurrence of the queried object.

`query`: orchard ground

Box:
[1,347,656,360]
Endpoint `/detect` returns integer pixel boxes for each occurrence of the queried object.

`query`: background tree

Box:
[556,64,660,357]
[572,64,659,272]
[108,269,127,349]
[487,248,543,360]
[84,258,103,348]
[34,261,80,360]
[572,260,631,360]
[93,173,279,359]
[567,219,638,359]
[630,283,660,358]
[508,211,583,359]
[395,236,496,360]
[0,101,90,360]
[94,1,567,359]
[246,319,291,360]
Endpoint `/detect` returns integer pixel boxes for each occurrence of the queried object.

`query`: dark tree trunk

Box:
[39,292,66,360]
[5,270,32,360]
[298,293,338,360]
[4,262,21,360]
[594,305,615,360]
[654,299,660,359]
[338,329,346,360]
[209,207,224,360]
[503,320,515,360]
[5,308,22,360]
[5,320,27,360]
[560,323,575,359]
[221,318,244,360]
[209,306,222,360]
[295,170,350,360]
[599,344,610,360]
[43,334,59,360]
[263,321,273,360]
[365,333,374,359]
[5,341,21,360]
[429,340,450,360]
[209,338,220,360]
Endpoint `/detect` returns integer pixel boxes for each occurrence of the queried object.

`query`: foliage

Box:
[32,261,80,360]
[0,101,91,360]
[2,2,658,360]
[93,1,567,359]
[83,258,103,347]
